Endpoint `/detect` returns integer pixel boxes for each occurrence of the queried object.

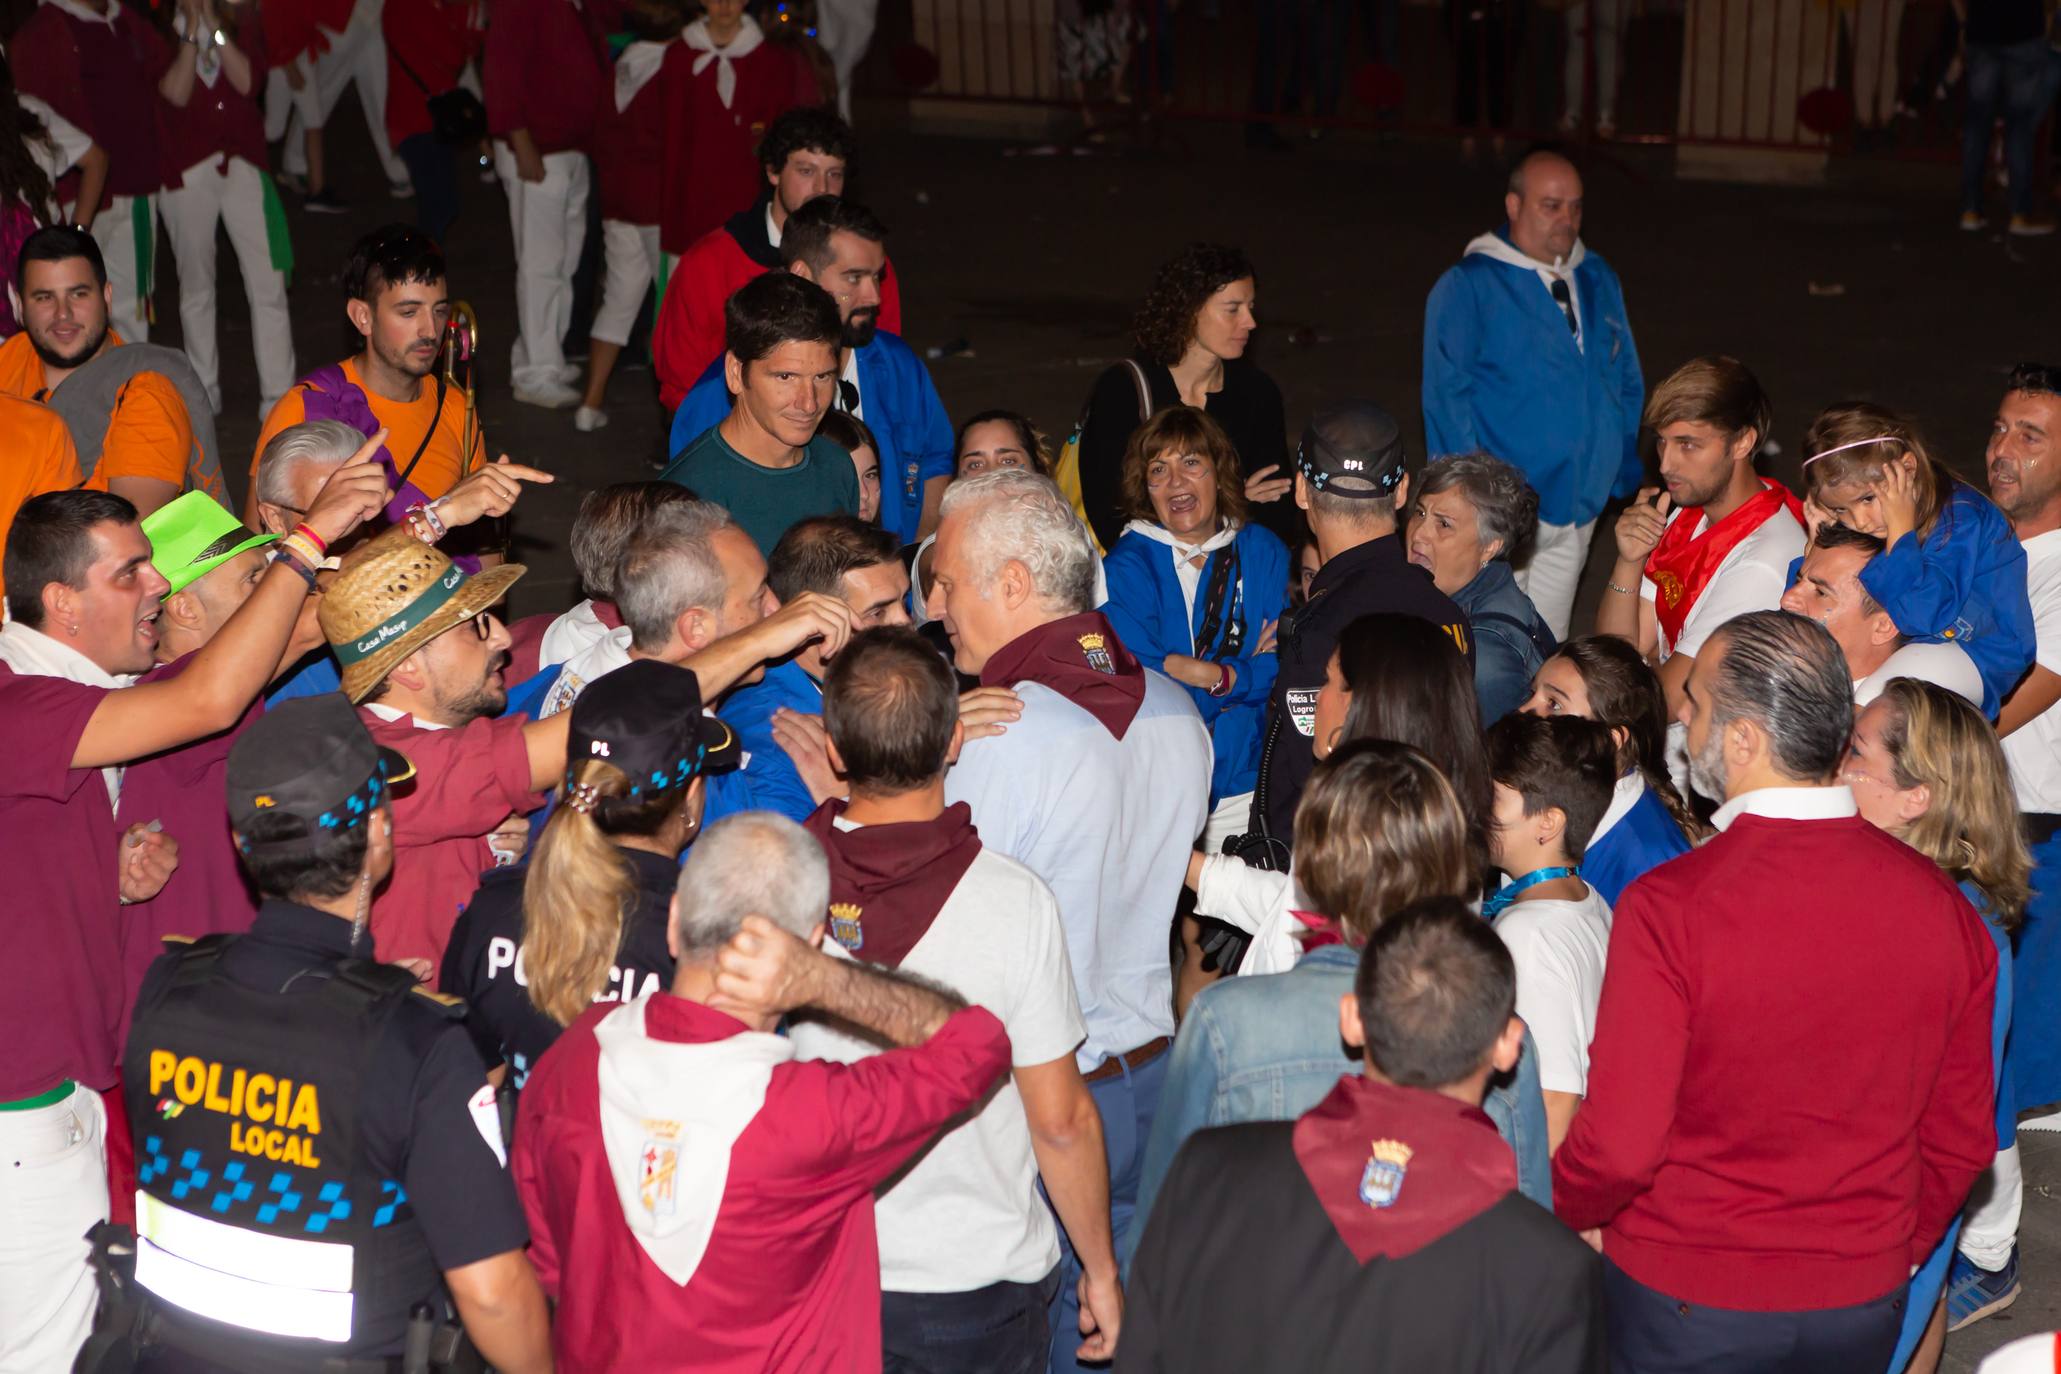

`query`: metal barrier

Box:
[898,0,1944,155]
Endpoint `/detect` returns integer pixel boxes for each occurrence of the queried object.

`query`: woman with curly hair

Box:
[1075,242,1291,549]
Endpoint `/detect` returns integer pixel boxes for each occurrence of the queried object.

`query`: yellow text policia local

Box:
[148,1052,324,1167]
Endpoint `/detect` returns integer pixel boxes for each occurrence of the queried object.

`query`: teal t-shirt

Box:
[658,423,860,553]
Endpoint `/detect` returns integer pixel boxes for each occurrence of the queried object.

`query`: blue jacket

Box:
[1583,782,1691,907]
[1100,521,1289,803]
[700,658,822,828]
[1451,559,1556,724]
[1423,230,1645,526]
[1856,482,2034,719]
[1127,941,1552,1268]
[668,331,955,544]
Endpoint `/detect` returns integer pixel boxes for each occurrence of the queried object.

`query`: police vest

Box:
[122,936,448,1358]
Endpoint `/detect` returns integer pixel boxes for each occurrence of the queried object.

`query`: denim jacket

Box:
[1452,560,1556,725]
[1126,942,1552,1262]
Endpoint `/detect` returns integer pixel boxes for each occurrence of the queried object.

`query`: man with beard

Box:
[668,197,953,543]
[246,225,488,521]
[319,528,573,973]
[659,272,858,554]
[0,227,209,517]
[1554,609,1997,1371]
[1778,523,1982,708]
[652,106,903,409]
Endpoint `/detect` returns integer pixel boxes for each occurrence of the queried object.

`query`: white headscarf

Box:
[681,14,764,109]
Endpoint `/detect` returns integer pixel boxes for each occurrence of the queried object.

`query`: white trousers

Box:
[1958,1142,2022,1270]
[590,219,662,348]
[159,155,297,415]
[60,194,153,343]
[494,145,589,389]
[278,0,410,185]
[1562,0,1625,123]
[1514,517,1597,640]
[262,55,322,141]
[816,0,880,121]
[0,1088,108,1374]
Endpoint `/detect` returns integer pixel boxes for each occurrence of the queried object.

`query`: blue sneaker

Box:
[1946,1247,2021,1331]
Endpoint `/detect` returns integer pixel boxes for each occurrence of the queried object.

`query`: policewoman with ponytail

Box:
[113,694,552,1373]
[441,658,739,1096]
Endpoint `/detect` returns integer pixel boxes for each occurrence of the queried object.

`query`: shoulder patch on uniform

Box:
[161,934,197,947]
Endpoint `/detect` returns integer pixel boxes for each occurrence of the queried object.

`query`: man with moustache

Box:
[668,197,954,543]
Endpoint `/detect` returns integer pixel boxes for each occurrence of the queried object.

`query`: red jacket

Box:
[483,0,601,155]
[1552,803,1997,1311]
[592,39,684,226]
[383,0,483,149]
[652,204,904,410]
[515,994,1010,1374]
[12,4,169,203]
[657,39,817,254]
[157,22,271,181]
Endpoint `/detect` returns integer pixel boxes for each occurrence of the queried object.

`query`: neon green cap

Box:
[141,491,278,596]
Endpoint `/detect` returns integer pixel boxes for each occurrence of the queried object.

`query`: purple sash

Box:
[297,365,478,572]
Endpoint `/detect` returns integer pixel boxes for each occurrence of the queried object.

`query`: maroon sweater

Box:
[1553,803,1997,1310]
[12,3,170,202]
[483,0,602,155]
[158,23,271,181]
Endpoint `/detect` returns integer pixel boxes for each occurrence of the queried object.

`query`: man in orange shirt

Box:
[1,228,208,518]
[0,395,85,609]
[247,224,485,523]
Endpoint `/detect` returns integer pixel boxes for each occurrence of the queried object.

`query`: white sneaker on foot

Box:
[552,363,581,387]
[574,405,609,432]
[514,380,582,410]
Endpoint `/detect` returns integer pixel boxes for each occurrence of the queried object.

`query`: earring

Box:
[66,622,79,637]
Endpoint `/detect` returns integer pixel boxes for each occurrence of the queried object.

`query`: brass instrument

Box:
[442,300,481,476]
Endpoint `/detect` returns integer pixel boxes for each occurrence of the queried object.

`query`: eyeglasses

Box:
[467,612,495,641]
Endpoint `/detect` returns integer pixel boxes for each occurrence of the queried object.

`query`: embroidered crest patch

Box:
[1359,1138,1413,1209]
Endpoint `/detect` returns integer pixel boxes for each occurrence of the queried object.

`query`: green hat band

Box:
[334,564,469,666]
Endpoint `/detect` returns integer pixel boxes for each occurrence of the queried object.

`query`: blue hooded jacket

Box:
[1101,519,1289,804]
[700,658,823,829]
[1423,229,1645,527]
[668,330,955,545]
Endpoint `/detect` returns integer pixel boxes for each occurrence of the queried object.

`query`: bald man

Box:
[1423,150,1646,638]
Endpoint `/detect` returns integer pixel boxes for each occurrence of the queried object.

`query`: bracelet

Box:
[1209,662,1234,698]
[291,523,328,556]
[1606,580,1637,596]
[406,499,448,542]
[271,546,319,591]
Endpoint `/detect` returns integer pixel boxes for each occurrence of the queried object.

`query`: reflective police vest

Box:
[121,936,447,1355]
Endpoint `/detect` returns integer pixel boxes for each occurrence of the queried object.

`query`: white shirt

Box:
[945,668,1210,1067]
[2005,529,2061,813]
[1640,504,1807,661]
[361,702,450,731]
[537,598,616,673]
[1588,769,1647,850]
[838,348,863,421]
[1494,885,1613,1097]
[1853,640,1983,709]
[18,95,87,207]
[789,838,1085,1293]
[1710,783,1858,832]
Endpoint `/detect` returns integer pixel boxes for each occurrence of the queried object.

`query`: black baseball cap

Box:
[226,695,414,857]
[1296,401,1408,499]
[568,660,740,795]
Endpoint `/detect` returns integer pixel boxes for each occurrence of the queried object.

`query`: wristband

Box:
[407,499,448,542]
[278,531,324,571]
[291,523,328,556]
[1210,662,1234,698]
[272,545,319,591]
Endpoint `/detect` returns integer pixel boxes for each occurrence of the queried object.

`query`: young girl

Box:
[1521,635,1697,903]
[157,0,297,417]
[1801,401,2034,717]
[1484,711,1621,1153]
[817,410,883,524]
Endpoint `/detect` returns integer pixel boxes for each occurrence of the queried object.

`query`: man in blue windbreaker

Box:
[1423,149,1646,639]
[669,196,954,547]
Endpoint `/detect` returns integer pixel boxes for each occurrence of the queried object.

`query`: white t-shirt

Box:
[1853,640,1983,708]
[1641,505,1807,660]
[788,841,1085,1293]
[1493,885,1613,1097]
[537,597,616,673]
[945,668,1211,1067]
[2005,529,2061,812]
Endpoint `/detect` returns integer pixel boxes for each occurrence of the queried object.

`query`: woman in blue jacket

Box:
[1101,404,1288,848]
[1520,635,1697,903]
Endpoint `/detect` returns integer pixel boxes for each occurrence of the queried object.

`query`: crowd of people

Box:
[1,17,2060,1374]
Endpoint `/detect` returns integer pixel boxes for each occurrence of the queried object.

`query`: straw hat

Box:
[319,527,525,703]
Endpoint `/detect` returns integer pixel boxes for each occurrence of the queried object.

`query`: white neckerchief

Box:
[172,9,222,87]
[1710,784,1857,833]
[39,0,117,27]
[682,15,763,109]
[1587,769,1646,847]
[362,701,452,732]
[1463,230,1590,352]
[595,994,793,1286]
[1121,518,1241,649]
[765,202,782,248]
[839,348,862,419]
[0,620,137,804]
[614,37,671,112]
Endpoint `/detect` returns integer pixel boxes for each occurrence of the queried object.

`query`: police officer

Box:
[117,695,553,1373]
[1253,402,1476,845]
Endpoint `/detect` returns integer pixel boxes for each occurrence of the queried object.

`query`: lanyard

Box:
[1483,866,1579,918]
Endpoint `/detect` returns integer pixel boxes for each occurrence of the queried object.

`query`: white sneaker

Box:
[514,380,582,410]
[552,363,581,387]
[574,405,609,432]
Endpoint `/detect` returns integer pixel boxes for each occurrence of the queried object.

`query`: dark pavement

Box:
[172,102,2058,1368]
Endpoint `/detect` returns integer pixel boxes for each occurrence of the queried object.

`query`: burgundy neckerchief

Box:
[800,799,983,969]
[592,599,623,630]
[1291,1074,1517,1264]
[978,610,1145,740]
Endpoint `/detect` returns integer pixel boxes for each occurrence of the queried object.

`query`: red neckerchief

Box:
[800,800,983,969]
[978,611,1145,740]
[1645,478,1804,646]
[1291,909,1344,951]
[1292,1074,1517,1263]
